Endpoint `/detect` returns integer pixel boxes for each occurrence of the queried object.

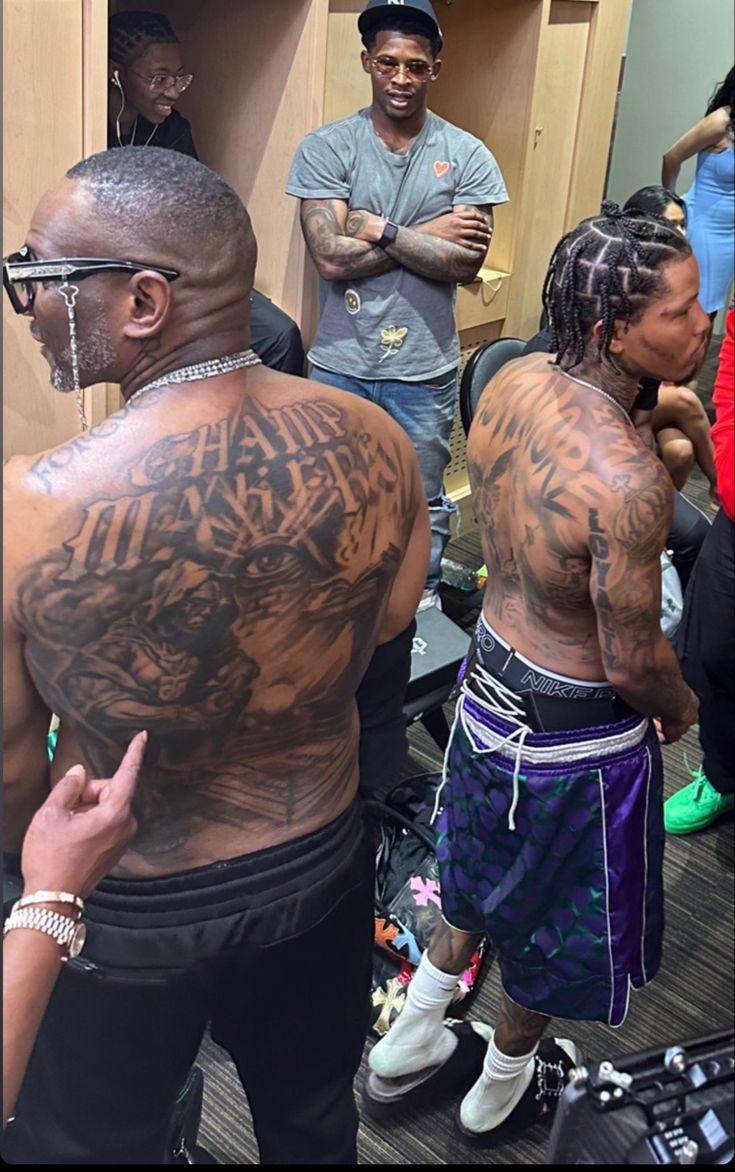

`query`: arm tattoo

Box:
[16,398,414,866]
[390,205,494,283]
[345,210,369,238]
[301,200,396,279]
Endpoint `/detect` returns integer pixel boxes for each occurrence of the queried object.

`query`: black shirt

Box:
[521,328,660,413]
[108,109,198,159]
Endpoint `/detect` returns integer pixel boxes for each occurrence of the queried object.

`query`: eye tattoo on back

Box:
[17,398,412,859]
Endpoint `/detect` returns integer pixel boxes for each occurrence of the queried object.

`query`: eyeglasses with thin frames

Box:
[367,56,437,82]
[129,70,193,94]
[3,247,180,314]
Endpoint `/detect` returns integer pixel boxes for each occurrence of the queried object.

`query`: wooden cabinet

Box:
[2,0,108,458]
[3,0,630,459]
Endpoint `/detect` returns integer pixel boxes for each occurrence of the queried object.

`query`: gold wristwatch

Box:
[4,903,87,961]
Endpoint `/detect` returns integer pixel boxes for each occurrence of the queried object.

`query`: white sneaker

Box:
[418,588,443,612]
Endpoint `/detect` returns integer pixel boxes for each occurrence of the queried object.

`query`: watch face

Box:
[68,921,87,959]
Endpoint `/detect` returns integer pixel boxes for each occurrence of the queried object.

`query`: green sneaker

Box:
[664,767,735,835]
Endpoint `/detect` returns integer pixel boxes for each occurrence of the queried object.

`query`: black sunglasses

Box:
[3,246,180,314]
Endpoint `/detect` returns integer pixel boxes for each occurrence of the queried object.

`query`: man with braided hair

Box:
[365,202,707,1145]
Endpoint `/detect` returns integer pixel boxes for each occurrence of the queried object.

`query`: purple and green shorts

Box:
[436,663,664,1027]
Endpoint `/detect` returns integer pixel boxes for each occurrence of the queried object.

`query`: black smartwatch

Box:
[376,220,399,249]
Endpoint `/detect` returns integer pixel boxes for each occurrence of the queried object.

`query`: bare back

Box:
[466,353,672,680]
[4,369,426,875]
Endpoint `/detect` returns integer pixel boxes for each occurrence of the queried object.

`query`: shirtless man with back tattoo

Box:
[366,204,703,1147]
[3,146,428,1165]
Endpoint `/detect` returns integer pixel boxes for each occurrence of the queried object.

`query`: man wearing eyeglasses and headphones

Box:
[288,0,508,609]
[108,10,196,155]
[108,10,305,378]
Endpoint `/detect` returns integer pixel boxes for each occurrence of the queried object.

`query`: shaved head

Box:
[25,148,258,394]
[64,147,257,288]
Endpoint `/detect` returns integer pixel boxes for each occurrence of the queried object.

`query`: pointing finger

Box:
[106,731,147,809]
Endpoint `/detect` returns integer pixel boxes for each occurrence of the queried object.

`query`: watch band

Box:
[16,890,84,914]
[376,220,399,249]
[4,906,87,961]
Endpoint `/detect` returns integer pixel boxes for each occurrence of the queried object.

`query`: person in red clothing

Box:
[665,304,735,833]
[711,304,735,518]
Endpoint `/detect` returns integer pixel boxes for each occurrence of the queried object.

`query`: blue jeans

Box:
[310,366,458,589]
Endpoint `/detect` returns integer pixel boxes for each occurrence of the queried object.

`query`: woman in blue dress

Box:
[663,68,734,317]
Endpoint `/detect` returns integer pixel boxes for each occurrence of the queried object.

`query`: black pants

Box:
[250,290,305,376]
[5,803,374,1166]
[356,621,415,794]
[676,508,734,794]
[668,490,712,593]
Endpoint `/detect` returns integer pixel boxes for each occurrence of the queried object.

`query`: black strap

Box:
[362,798,436,853]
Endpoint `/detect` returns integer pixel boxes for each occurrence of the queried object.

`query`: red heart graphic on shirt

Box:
[434,160,450,178]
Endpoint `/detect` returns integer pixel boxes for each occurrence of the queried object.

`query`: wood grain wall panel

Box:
[503,1,592,337]
[3,0,86,458]
[429,0,541,278]
[565,0,631,229]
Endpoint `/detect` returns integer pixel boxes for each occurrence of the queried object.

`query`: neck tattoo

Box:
[554,366,633,427]
[127,349,262,404]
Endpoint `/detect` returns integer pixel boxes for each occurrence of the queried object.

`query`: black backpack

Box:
[363,773,489,1037]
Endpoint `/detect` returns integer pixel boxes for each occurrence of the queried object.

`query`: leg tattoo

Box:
[494,989,549,1057]
[427,920,484,976]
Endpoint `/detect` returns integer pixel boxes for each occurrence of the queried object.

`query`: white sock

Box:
[459,1036,537,1133]
[368,952,460,1077]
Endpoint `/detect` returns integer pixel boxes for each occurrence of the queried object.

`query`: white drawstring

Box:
[431,662,534,832]
[460,665,533,832]
[430,704,462,825]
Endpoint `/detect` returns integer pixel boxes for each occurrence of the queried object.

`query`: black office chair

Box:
[403,607,470,750]
[459,336,526,435]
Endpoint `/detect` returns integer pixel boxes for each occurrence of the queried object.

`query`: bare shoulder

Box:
[3,452,33,497]
[591,430,674,561]
[3,454,45,611]
[471,351,554,438]
[26,397,149,495]
[708,106,732,135]
[3,450,56,526]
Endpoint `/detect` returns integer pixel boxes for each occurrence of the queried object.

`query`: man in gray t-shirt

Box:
[286,0,508,600]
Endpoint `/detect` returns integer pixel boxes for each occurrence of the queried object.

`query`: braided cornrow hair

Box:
[542,200,692,371]
[109,11,178,67]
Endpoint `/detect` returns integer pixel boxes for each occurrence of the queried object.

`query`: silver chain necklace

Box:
[128,349,262,404]
[555,366,633,426]
[58,280,88,431]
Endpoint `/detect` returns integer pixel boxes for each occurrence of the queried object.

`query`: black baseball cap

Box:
[358,0,444,53]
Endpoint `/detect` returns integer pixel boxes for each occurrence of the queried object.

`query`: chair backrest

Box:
[459,337,526,435]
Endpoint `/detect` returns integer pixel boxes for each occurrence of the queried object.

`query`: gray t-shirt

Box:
[287,108,508,381]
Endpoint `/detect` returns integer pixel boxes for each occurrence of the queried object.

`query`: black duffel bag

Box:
[363,772,489,1038]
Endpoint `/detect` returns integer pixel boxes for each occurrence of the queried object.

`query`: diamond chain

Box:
[128,349,262,404]
[52,276,260,433]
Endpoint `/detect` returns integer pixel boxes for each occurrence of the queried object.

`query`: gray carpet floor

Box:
[195,340,734,1163]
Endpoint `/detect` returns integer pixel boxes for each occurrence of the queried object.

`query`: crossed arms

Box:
[300,198,494,285]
